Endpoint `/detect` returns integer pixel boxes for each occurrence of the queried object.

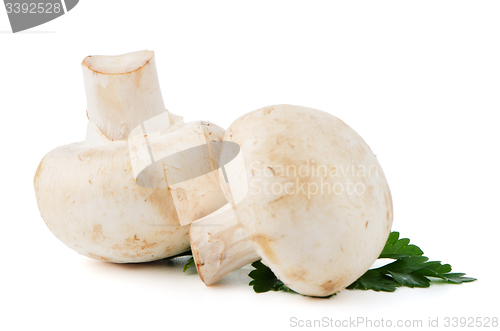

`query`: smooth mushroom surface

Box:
[34,50,227,263]
[190,104,393,297]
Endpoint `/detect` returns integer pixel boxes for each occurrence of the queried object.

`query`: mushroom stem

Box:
[82,50,168,141]
[190,204,260,285]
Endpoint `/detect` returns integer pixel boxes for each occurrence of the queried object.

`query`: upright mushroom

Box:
[190,105,393,297]
[34,50,227,263]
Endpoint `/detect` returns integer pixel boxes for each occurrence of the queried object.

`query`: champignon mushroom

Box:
[34,50,227,263]
[190,104,393,297]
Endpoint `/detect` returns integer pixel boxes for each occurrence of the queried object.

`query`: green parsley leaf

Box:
[249,261,295,293]
[440,273,477,284]
[346,269,400,292]
[378,232,423,259]
[249,231,476,296]
[389,270,431,288]
[162,250,196,273]
[183,257,195,272]
[348,234,476,291]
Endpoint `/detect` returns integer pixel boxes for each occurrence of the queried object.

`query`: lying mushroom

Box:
[34,50,227,263]
[190,104,393,297]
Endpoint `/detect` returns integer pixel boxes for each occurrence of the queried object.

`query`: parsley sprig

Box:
[249,232,476,295]
[346,232,476,292]
[180,231,476,296]
[249,261,296,293]
[183,257,195,272]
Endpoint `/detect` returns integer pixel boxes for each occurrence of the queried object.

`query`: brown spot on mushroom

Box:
[266,166,276,176]
[111,237,159,258]
[262,106,275,115]
[79,149,100,162]
[134,62,145,88]
[251,234,277,264]
[319,280,341,294]
[320,280,335,292]
[91,224,105,242]
[191,241,205,273]
[144,188,179,224]
[154,229,173,236]
[288,269,307,282]
[34,157,45,182]
[88,253,110,261]
[384,190,393,219]
[365,221,369,228]
[269,196,286,204]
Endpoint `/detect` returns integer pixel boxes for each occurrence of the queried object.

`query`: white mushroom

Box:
[190,105,393,297]
[34,50,227,263]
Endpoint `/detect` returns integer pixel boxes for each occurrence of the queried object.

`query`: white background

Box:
[1,1,499,330]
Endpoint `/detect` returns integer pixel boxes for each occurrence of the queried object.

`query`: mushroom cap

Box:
[224,105,393,296]
[34,120,226,263]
